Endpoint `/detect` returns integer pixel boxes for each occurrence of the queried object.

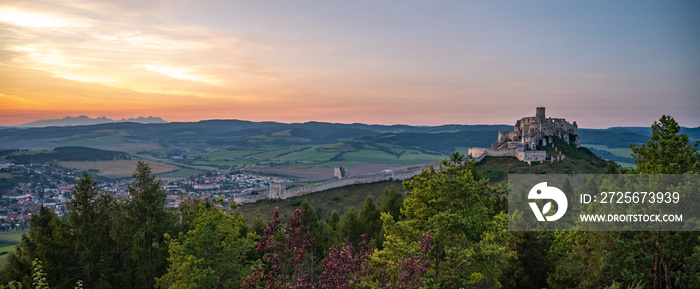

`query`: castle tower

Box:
[334,167,347,179]
[535,107,545,123]
[269,182,286,200]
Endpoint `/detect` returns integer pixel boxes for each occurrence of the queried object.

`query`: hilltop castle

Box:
[494,107,579,149]
[468,107,579,163]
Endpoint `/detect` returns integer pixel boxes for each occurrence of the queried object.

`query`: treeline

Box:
[6,147,129,164]
[1,116,700,288]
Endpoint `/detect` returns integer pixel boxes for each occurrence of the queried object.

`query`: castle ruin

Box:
[493,107,579,149]
[468,107,579,163]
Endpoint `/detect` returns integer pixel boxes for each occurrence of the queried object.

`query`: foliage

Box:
[121,161,177,289]
[630,115,700,174]
[318,235,370,289]
[0,161,177,289]
[242,208,313,289]
[548,115,700,289]
[156,203,258,289]
[379,185,403,221]
[31,259,48,289]
[371,152,512,288]
[389,230,432,289]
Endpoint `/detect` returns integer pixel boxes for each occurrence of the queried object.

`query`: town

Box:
[0,161,288,231]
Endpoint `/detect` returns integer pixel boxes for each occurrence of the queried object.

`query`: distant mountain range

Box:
[16,115,167,127]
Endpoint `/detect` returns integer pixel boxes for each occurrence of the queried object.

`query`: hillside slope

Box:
[477,137,608,183]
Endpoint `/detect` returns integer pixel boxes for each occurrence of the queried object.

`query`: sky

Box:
[1,1,698,128]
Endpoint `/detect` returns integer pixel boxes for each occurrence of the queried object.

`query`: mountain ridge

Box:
[17,115,167,127]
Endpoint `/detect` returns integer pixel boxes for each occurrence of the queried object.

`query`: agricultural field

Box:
[60,160,179,179]
[156,168,206,180]
[178,143,447,172]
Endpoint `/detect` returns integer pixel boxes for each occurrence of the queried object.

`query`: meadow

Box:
[0,232,25,269]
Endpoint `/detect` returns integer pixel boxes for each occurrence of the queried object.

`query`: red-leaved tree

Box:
[319,234,371,289]
[242,207,314,289]
[384,230,433,289]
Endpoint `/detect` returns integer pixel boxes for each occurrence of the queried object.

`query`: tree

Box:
[379,185,403,221]
[386,230,433,289]
[548,116,700,289]
[630,116,700,288]
[121,161,177,289]
[630,115,700,288]
[501,231,553,289]
[66,172,119,289]
[242,208,313,289]
[318,234,371,289]
[630,115,700,174]
[358,197,381,242]
[337,208,364,247]
[1,207,76,287]
[298,200,324,281]
[604,160,619,174]
[1,162,179,289]
[156,203,257,289]
[371,152,512,288]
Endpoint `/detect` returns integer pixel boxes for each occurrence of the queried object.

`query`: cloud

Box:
[0,0,294,101]
[0,7,91,28]
[1,1,698,128]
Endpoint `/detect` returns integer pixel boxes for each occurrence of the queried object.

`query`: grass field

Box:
[60,160,179,178]
[238,181,405,224]
[0,232,25,269]
[0,232,24,243]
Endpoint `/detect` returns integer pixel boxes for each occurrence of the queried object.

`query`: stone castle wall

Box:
[517,150,547,162]
[232,163,438,204]
[468,147,518,158]
[233,189,268,204]
[267,163,436,201]
[468,147,548,162]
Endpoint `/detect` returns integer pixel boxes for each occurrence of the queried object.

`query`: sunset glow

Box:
[1,1,698,128]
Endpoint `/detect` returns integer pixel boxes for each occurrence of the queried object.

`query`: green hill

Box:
[477,137,608,183]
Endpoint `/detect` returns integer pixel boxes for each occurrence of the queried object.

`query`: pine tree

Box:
[630,115,700,174]
[67,172,118,289]
[358,196,381,241]
[379,185,403,221]
[123,161,176,289]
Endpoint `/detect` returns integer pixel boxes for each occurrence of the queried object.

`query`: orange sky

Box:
[1,1,699,128]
